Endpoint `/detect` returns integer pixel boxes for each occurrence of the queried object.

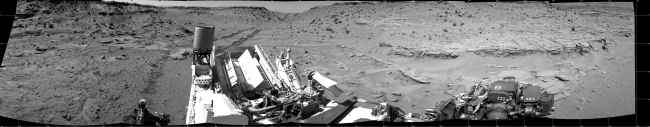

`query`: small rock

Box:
[170,54,186,60]
[335,62,349,70]
[116,55,129,60]
[508,66,517,68]
[99,39,112,44]
[388,97,399,102]
[12,52,25,57]
[375,96,387,102]
[379,42,393,47]
[578,71,588,77]
[577,107,582,110]
[555,75,573,81]
[391,92,402,96]
[355,53,365,57]
[62,114,73,121]
[358,71,365,75]
[35,46,51,51]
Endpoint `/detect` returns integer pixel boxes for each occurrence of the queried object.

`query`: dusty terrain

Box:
[1,1,634,125]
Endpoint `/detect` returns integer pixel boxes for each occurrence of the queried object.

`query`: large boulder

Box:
[399,67,430,84]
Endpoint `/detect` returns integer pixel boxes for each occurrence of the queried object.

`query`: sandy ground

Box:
[1,1,634,125]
